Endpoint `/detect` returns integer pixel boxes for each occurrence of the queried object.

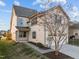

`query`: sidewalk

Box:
[25,42,53,54]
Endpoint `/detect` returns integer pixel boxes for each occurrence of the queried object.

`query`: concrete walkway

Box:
[60,44,79,59]
[25,42,53,54]
[25,42,79,59]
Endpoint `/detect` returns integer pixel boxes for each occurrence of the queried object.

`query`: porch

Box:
[16,26,30,42]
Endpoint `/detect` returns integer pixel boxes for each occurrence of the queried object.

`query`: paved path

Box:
[25,42,53,54]
[24,42,79,59]
[60,44,79,59]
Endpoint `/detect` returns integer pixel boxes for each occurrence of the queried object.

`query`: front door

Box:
[16,31,29,42]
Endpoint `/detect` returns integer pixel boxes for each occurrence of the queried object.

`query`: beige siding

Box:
[10,8,17,41]
[29,24,45,44]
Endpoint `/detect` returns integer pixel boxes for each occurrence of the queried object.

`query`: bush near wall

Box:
[3,32,12,40]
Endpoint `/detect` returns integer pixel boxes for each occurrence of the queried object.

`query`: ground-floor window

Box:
[32,31,36,39]
[75,33,78,36]
[19,31,27,37]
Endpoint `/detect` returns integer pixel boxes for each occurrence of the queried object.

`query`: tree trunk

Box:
[55,42,59,56]
[55,50,59,56]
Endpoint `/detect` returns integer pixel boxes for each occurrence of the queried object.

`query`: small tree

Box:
[5,32,12,40]
[41,12,68,55]
[32,7,68,55]
[33,0,71,55]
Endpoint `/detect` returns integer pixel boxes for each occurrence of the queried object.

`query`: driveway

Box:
[60,44,79,59]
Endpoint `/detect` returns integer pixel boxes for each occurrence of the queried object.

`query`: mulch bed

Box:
[43,51,74,59]
[28,41,50,50]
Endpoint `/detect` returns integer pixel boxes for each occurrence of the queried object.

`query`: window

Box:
[23,32,26,37]
[31,17,37,25]
[19,31,26,37]
[75,33,78,36]
[54,14,61,24]
[20,22,23,25]
[32,31,36,39]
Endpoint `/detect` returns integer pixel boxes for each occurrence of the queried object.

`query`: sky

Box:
[0,0,79,31]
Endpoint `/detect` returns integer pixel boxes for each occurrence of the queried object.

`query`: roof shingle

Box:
[13,5,38,17]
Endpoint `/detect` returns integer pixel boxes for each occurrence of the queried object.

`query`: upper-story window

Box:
[31,17,37,25]
[75,33,78,36]
[54,14,62,24]
[20,22,23,25]
[32,31,36,39]
[17,17,30,27]
[17,17,23,26]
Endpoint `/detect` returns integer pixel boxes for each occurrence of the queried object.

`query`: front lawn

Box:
[0,39,75,59]
[68,39,79,46]
[0,40,49,59]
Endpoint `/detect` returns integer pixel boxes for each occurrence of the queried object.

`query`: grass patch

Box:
[0,40,49,59]
[28,42,49,50]
[68,39,79,46]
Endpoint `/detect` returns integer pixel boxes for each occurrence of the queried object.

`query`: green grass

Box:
[68,39,79,46]
[0,40,49,59]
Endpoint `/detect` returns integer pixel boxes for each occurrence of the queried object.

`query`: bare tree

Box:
[32,0,70,55]
[31,6,69,55]
[41,10,68,55]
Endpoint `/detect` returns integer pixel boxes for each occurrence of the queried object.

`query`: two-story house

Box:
[10,5,69,48]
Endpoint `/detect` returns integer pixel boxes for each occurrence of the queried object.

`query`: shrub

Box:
[28,42,49,49]
[28,42,44,48]
[3,32,12,40]
[36,43,45,48]
[6,32,12,40]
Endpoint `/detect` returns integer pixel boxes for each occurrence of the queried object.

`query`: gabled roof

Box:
[13,5,38,17]
[49,5,70,20]
[30,5,70,20]
[69,21,79,29]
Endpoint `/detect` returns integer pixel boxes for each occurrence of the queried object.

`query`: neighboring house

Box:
[69,21,79,39]
[10,5,69,48]
[0,30,6,38]
[0,34,2,38]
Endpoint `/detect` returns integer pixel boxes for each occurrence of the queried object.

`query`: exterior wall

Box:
[10,8,17,41]
[29,24,45,45]
[10,9,30,42]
